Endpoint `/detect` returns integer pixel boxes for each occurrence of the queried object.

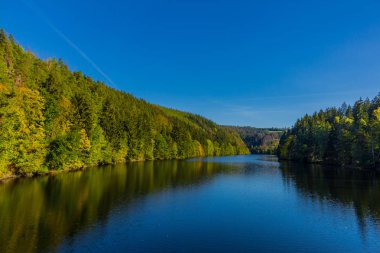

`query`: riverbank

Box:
[278,157,380,171]
[0,154,249,182]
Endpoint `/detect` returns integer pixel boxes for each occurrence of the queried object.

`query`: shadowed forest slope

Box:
[224,126,284,154]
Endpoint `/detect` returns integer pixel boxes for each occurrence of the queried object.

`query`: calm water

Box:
[1,155,380,253]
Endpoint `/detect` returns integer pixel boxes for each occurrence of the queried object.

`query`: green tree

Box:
[0,87,46,175]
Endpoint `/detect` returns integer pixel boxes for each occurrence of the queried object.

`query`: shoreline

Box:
[278,157,380,171]
[0,153,252,182]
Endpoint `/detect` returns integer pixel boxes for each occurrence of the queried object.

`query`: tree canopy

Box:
[278,95,380,169]
[0,30,249,178]
[224,126,284,154]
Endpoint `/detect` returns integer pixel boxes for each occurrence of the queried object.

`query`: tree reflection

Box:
[280,161,380,237]
[0,160,234,253]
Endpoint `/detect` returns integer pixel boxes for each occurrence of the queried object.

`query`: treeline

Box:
[278,95,380,168]
[0,30,249,178]
[225,126,284,154]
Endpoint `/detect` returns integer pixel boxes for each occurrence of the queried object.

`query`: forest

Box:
[224,126,284,154]
[0,30,249,179]
[278,95,380,169]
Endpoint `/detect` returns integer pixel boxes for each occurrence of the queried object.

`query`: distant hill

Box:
[0,30,249,178]
[224,126,285,154]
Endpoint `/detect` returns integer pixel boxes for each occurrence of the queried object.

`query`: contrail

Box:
[21,0,117,88]
[45,24,117,87]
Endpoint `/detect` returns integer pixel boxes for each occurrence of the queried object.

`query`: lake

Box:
[1,155,379,252]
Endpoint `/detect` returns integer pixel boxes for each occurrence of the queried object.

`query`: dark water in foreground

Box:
[1,155,380,253]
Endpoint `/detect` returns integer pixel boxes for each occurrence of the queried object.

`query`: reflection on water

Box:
[0,160,235,253]
[280,162,380,237]
[0,155,380,253]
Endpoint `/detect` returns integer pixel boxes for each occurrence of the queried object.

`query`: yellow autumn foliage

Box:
[373,107,380,121]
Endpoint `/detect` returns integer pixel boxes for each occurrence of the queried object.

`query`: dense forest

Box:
[278,95,380,169]
[0,30,249,178]
[225,126,284,154]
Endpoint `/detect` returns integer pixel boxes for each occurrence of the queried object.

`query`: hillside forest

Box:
[0,30,249,178]
[225,126,283,154]
[278,95,380,169]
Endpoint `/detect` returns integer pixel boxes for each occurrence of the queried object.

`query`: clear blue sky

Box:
[2,0,380,127]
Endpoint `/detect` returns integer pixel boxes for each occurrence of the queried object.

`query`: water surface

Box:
[1,155,379,252]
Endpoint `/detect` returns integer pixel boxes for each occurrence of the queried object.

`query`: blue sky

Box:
[2,0,380,127]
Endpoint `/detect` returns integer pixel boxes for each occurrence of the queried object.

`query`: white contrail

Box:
[45,23,117,87]
[21,0,117,87]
